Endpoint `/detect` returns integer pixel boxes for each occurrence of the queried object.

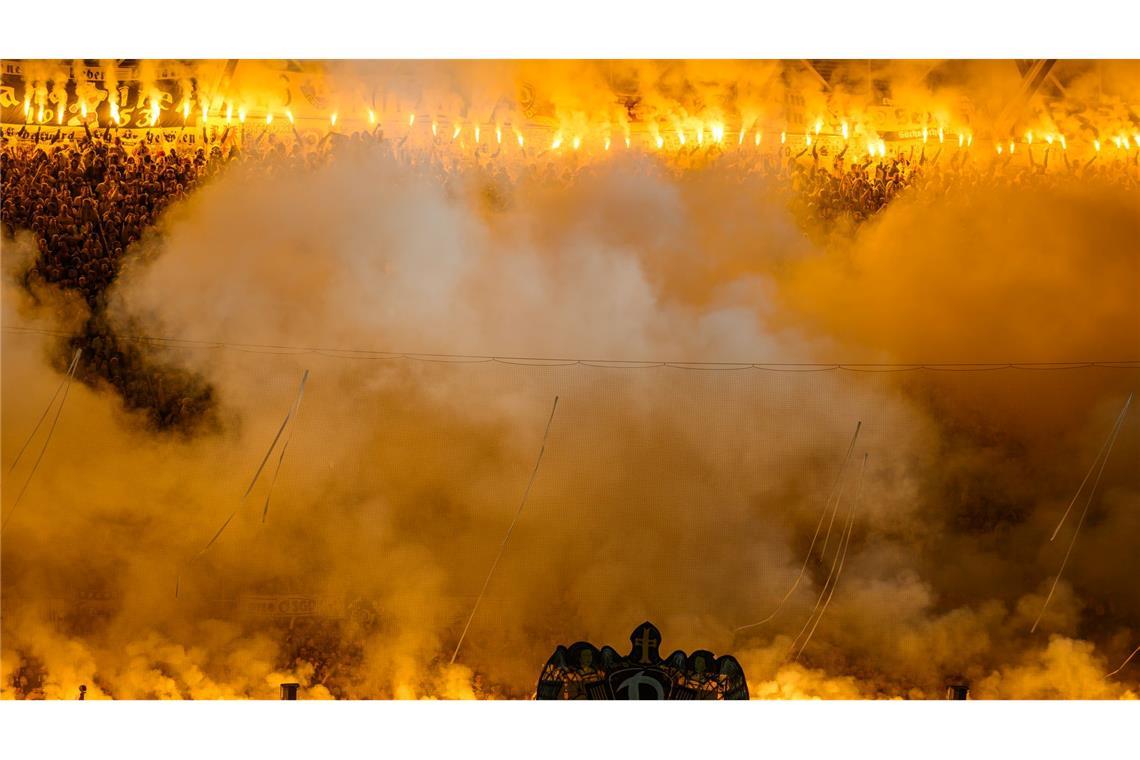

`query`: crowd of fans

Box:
[3,130,1138,432]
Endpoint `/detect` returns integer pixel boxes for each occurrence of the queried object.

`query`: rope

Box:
[735,421,861,633]
[450,395,559,665]
[2,349,81,531]
[1032,393,1132,633]
[5,325,1137,373]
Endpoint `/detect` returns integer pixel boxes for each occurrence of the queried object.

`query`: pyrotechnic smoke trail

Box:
[792,453,867,664]
[734,421,861,633]
[2,349,81,531]
[450,395,559,666]
[1032,393,1132,633]
[1105,644,1140,680]
[176,370,309,596]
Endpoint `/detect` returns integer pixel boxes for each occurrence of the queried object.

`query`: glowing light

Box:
[551,133,563,150]
[1009,140,1015,154]
[239,106,247,124]
[780,130,786,145]
[624,136,631,149]
[1060,135,1067,150]
[452,124,461,140]
[56,102,64,125]
[286,109,294,125]
[1094,139,1101,152]
[226,103,233,123]
[496,125,502,144]
[805,134,812,147]
[755,130,762,146]
[515,129,524,148]
[108,102,117,125]
[1027,130,1033,145]
[201,104,208,124]
[1111,136,1121,149]
[368,109,376,125]
[655,134,664,150]
[408,112,415,127]
[878,140,886,157]
[182,100,190,120]
[841,121,849,140]
[151,100,161,126]
[474,125,480,143]
[967,134,973,147]
[432,121,438,137]
[604,136,611,151]
[1123,135,1132,149]
[1045,133,1054,145]
[572,135,581,151]
[814,118,822,134]
[696,127,704,146]
[80,101,87,119]
[922,126,928,143]
[712,123,724,143]
[23,96,30,120]
[958,134,964,147]
[677,129,685,146]
[265,112,273,125]
[330,112,338,127]
[938,126,944,144]
[996,143,1004,155]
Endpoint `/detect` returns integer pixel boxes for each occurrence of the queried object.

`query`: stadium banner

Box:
[1,123,230,149]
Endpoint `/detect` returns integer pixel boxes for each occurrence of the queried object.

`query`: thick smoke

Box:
[2,61,1139,699]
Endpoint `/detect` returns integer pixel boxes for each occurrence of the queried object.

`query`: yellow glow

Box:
[330,112,338,127]
[496,125,502,144]
[368,109,376,125]
[182,100,190,120]
[805,134,812,147]
[107,102,117,124]
[755,131,761,146]
[452,124,461,139]
[80,101,87,119]
[677,129,685,146]
[814,118,822,134]
[1060,135,1067,150]
[474,125,480,143]
[878,140,886,156]
[996,143,1004,155]
[967,134,973,147]
[515,129,524,148]
[1027,130,1033,145]
[922,126,928,143]
[266,112,273,125]
[572,135,581,151]
[286,109,294,125]
[938,126,944,144]
[226,102,233,123]
[1009,140,1015,154]
[712,123,724,143]
[239,106,247,124]
[1094,139,1101,152]
[408,113,415,127]
[23,96,31,119]
[656,135,664,149]
[1045,133,1053,145]
[841,121,849,140]
[550,133,563,150]
[780,130,786,144]
[56,102,64,125]
[201,103,208,123]
[604,136,611,151]
[151,100,161,126]
[432,121,439,137]
[697,127,704,146]
[624,136,630,149]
